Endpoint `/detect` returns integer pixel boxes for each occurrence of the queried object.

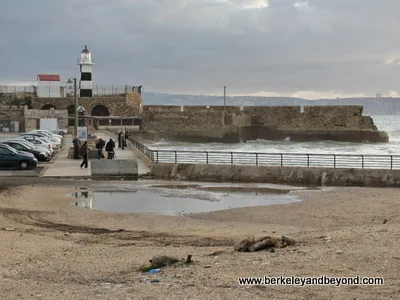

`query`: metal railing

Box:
[150,151,400,170]
[129,138,155,161]
[0,85,36,94]
[127,137,400,170]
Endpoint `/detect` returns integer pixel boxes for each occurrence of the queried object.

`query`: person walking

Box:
[72,136,81,159]
[79,141,89,169]
[105,138,115,159]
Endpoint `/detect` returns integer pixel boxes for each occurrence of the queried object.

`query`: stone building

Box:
[0,106,68,133]
[31,91,143,128]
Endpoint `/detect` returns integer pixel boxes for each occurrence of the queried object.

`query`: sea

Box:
[146,115,400,155]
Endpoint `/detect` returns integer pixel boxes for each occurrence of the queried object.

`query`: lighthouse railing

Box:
[93,85,136,96]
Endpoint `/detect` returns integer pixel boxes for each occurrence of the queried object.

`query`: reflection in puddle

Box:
[70,187,301,216]
[72,190,93,209]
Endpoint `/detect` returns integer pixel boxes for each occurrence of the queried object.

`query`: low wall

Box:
[150,163,400,187]
[91,159,138,176]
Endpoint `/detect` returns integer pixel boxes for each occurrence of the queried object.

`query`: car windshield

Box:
[18,142,34,149]
[13,139,35,146]
[24,136,48,143]
[7,141,33,149]
[36,132,51,137]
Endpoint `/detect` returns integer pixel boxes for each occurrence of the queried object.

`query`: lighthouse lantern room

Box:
[78,45,94,97]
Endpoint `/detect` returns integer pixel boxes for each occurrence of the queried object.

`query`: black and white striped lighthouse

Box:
[78,45,94,97]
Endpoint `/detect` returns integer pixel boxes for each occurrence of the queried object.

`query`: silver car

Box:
[15,136,54,154]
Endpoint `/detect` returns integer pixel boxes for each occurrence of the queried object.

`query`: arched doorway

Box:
[0,113,10,133]
[41,104,56,110]
[91,105,110,126]
[67,105,85,127]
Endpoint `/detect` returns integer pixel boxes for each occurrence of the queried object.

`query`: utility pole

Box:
[223,85,226,109]
[74,78,78,136]
[223,86,227,126]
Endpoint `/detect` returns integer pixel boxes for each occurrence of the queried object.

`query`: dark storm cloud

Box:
[1,0,400,97]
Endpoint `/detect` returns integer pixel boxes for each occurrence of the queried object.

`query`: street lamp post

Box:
[67,78,78,136]
[223,85,226,109]
[223,86,227,126]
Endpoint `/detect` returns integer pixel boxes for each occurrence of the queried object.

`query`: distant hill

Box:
[142,92,400,115]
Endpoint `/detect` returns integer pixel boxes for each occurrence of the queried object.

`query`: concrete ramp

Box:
[91,159,138,177]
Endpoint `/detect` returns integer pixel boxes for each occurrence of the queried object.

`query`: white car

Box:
[29,130,63,142]
[58,128,68,136]
[24,131,62,144]
[16,136,54,154]
[19,134,61,149]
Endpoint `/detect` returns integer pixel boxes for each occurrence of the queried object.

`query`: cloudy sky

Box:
[1,0,400,99]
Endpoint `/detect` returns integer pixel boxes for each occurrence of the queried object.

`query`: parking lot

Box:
[0,131,64,174]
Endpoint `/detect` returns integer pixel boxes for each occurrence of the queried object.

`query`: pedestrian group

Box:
[73,130,131,169]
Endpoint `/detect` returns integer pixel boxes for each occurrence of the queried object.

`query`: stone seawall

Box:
[141,105,378,131]
[150,163,400,187]
[140,105,387,143]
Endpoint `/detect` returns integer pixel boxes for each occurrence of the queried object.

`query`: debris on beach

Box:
[150,255,180,268]
[234,235,296,252]
[139,254,193,273]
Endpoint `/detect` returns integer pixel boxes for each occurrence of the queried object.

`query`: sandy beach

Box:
[0,178,399,300]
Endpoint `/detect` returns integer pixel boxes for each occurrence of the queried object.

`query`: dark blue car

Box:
[0,144,38,170]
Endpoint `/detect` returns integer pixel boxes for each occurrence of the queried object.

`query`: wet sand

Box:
[0,178,399,299]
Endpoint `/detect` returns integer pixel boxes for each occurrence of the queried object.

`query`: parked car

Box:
[15,136,54,154]
[5,139,53,157]
[20,133,61,148]
[0,144,38,170]
[27,130,63,143]
[58,128,68,136]
[0,140,50,161]
[18,134,60,149]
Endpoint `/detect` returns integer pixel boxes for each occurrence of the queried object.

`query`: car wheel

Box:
[20,160,30,170]
[59,131,65,136]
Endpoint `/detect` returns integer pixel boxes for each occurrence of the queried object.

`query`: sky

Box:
[1,0,400,99]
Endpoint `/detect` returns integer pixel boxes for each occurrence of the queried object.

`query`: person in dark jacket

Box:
[79,141,89,168]
[105,138,115,159]
[118,131,123,148]
[120,133,125,150]
[96,137,105,159]
[72,136,81,159]
[124,130,130,147]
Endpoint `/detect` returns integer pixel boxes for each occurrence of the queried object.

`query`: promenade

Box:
[42,132,150,177]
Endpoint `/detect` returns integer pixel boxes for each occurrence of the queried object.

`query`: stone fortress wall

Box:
[141,105,377,131]
[139,104,387,143]
[1,90,387,142]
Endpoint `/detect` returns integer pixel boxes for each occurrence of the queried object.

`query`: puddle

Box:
[70,186,302,216]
